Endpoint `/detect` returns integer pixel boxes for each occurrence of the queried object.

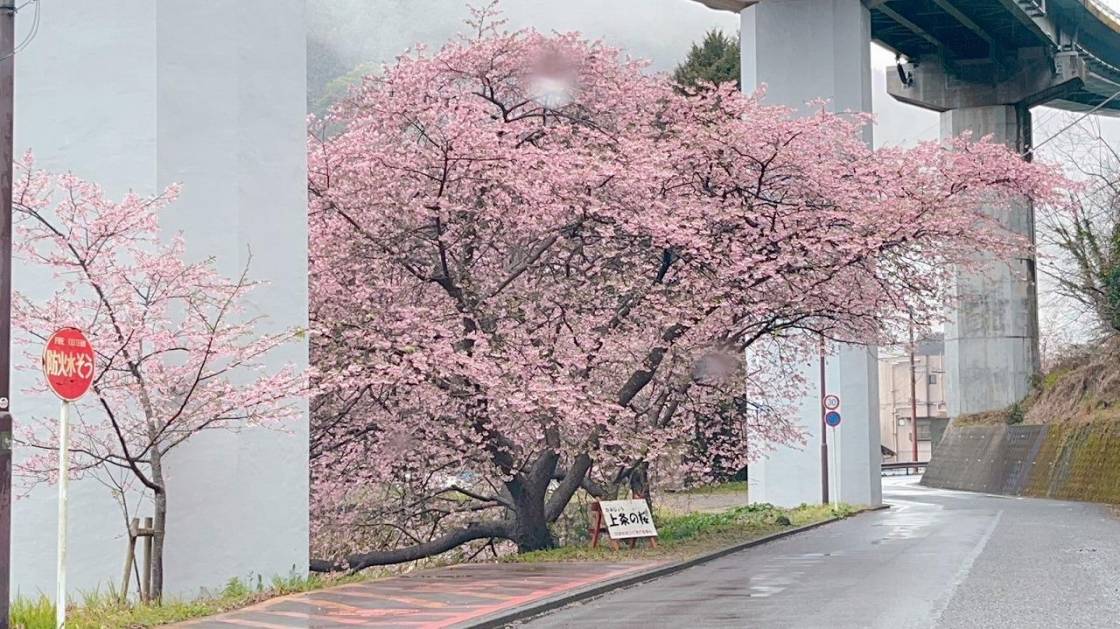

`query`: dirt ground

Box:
[657,489,750,514]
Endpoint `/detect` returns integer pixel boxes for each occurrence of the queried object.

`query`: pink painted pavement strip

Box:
[170,561,659,629]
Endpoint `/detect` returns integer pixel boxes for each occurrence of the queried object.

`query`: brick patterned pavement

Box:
[172,561,657,629]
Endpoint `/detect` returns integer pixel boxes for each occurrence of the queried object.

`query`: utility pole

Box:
[819,335,829,504]
[909,320,919,466]
[0,2,13,626]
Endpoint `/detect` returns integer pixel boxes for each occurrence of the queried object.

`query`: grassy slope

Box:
[938,337,1120,504]
[508,502,856,564]
[956,336,1120,426]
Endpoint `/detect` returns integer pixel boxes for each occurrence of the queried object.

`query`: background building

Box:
[13,0,308,599]
[878,335,949,463]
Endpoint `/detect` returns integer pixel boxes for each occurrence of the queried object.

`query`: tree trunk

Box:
[312,520,512,572]
[310,454,591,572]
[629,460,652,506]
[507,458,557,552]
[150,448,167,602]
[511,485,554,553]
[607,461,653,513]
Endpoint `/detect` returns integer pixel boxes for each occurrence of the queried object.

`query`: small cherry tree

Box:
[13,156,302,599]
[308,13,1066,570]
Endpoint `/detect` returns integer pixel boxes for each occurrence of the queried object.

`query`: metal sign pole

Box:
[42,327,94,628]
[909,320,919,465]
[819,337,829,505]
[823,403,842,503]
[56,400,70,629]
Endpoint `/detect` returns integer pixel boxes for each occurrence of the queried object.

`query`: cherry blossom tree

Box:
[12,155,303,600]
[308,12,1067,570]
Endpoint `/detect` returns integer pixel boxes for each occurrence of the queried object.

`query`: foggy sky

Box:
[307,0,1120,338]
[305,0,960,149]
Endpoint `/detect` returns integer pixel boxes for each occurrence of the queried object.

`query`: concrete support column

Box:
[886,46,1084,423]
[941,106,1039,417]
[741,0,882,508]
[13,0,309,598]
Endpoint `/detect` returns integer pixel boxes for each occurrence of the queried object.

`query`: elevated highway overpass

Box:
[692,0,1120,508]
[697,0,1120,114]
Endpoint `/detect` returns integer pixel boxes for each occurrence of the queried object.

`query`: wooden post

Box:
[589,502,621,550]
[120,518,138,603]
[589,502,603,548]
[141,517,153,602]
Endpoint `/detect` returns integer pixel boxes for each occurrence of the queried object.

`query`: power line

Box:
[0,0,38,62]
[1025,85,1120,157]
[1033,105,1067,134]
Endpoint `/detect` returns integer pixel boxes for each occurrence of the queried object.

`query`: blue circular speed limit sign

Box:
[824,411,842,427]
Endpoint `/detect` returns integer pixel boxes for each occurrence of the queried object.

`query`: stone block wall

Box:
[922,422,1120,503]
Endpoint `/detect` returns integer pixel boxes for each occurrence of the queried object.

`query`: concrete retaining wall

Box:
[922,422,1120,503]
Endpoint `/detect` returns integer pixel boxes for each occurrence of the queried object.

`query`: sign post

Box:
[42,327,94,629]
[55,400,70,628]
[824,399,842,502]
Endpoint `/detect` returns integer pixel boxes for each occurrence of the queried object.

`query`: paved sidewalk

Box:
[173,561,658,629]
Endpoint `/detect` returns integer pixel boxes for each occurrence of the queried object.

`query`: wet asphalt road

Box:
[520,478,1120,629]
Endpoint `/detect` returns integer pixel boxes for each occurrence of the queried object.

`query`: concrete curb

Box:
[464,505,889,628]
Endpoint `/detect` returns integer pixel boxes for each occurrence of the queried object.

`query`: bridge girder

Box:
[889,49,1090,112]
[691,0,1120,114]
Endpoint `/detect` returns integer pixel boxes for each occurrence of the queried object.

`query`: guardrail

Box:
[881,461,928,476]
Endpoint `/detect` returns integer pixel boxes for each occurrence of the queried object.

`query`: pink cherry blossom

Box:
[12,153,304,599]
[307,14,1068,570]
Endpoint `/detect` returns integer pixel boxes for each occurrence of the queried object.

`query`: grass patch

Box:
[11,596,54,629]
[1041,366,1072,391]
[11,571,367,629]
[954,409,1011,426]
[508,502,857,564]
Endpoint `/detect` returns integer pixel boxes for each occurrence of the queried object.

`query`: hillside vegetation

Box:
[928,338,1120,504]
[957,336,1120,426]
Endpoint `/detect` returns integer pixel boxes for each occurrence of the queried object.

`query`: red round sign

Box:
[42,327,95,401]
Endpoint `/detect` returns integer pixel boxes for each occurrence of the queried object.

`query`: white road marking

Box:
[930,509,1004,627]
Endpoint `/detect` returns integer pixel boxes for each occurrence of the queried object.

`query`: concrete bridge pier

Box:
[939,105,1040,417]
[888,51,1088,417]
[742,0,882,508]
[696,0,1120,504]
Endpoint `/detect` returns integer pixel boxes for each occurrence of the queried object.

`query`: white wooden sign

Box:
[599,499,658,540]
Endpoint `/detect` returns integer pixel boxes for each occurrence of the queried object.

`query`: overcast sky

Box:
[307,0,1120,340]
[307,1,936,141]
[307,0,1117,147]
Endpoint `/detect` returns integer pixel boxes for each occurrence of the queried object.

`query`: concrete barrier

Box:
[922,421,1120,503]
